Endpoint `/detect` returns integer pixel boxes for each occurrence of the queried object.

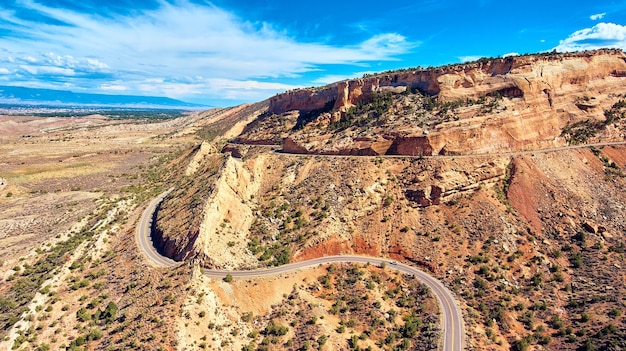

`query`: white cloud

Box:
[458,55,483,63]
[311,71,375,85]
[100,84,128,91]
[205,79,297,91]
[555,22,626,52]
[135,77,300,101]
[312,74,357,84]
[0,1,416,103]
[590,12,606,21]
[359,34,418,57]
[502,52,519,58]
[44,52,76,67]
[0,68,10,74]
[40,52,109,73]
[86,59,109,70]
[19,65,76,76]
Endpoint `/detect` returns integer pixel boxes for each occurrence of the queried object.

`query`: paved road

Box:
[135,188,178,268]
[204,256,464,351]
[136,192,464,350]
[232,140,626,159]
[137,138,626,350]
[137,140,626,349]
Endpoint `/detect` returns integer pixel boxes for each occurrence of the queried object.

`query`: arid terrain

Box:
[2,50,626,351]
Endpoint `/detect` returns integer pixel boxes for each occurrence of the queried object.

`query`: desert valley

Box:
[1,49,626,351]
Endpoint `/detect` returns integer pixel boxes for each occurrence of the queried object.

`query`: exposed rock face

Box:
[282,135,395,156]
[190,156,262,269]
[405,186,442,206]
[387,135,434,156]
[221,143,248,158]
[270,49,626,115]
[260,49,626,156]
[282,137,310,154]
[153,154,225,262]
[268,89,337,115]
[185,141,217,176]
[403,158,509,207]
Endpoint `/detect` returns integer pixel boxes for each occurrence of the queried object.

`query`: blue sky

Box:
[0,0,625,106]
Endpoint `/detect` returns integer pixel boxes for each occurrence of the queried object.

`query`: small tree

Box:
[103,301,118,323]
[223,274,233,283]
[512,337,530,351]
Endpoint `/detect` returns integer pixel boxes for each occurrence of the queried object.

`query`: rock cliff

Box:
[150,59,626,349]
[242,49,626,155]
[270,49,626,114]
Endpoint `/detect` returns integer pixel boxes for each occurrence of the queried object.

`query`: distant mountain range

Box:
[0,85,208,109]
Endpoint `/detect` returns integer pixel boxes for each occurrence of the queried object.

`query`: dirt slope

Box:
[153,50,626,350]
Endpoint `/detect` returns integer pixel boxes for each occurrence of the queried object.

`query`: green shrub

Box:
[88,328,103,340]
[103,301,118,322]
[76,307,91,322]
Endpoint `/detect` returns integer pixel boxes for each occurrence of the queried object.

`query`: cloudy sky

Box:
[1,0,625,106]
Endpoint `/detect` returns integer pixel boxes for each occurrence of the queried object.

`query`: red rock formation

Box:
[260,49,626,156]
[268,87,337,115]
[269,49,626,115]
[221,144,247,158]
[386,135,434,156]
[405,186,442,207]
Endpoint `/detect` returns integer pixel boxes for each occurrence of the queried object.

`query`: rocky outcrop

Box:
[387,135,434,156]
[405,186,442,207]
[189,156,262,269]
[403,158,509,207]
[282,137,310,154]
[185,141,217,176]
[221,143,248,158]
[153,152,264,268]
[268,88,338,115]
[269,49,626,115]
[261,49,626,156]
[283,136,394,156]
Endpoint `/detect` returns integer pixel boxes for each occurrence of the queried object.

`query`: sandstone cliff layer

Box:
[241,49,626,156]
[269,49,626,115]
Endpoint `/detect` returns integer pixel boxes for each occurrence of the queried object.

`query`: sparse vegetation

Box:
[561,120,604,144]
[3,50,626,351]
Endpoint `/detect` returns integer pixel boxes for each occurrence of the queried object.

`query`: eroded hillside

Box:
[238,49,626,156]
[158,140,626,351]
[3,49,626,351]
[153,50,626,351]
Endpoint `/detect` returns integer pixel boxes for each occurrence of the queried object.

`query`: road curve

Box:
[137,140,626,349]
[136,188,178,268]
[136,192,464,350]
[205,256,464,351]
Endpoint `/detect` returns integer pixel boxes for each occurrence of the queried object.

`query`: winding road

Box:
[136,140,626,350]
[203,256,464,351]
[136,189,465,350]
[135,188,178,268]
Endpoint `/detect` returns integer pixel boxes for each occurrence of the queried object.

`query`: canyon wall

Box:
[267,49,626,156]
[269,49,626,115]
